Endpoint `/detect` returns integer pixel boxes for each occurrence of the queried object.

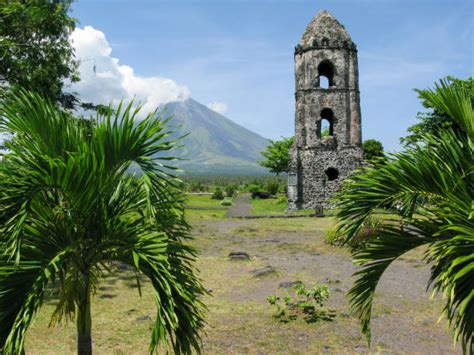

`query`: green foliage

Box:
[327,217,383,250]
[258,136,295,175]
[247,184,262,193]
[267,282,331,323]
[334,79,473,353]
[325,227,339,245]
[220,198,233,206]
[224,183,238,197]
[0,0,79,108]
[362,139,384,162]
[180,175,285,193]
[401,76,473,147]
[265,179,280,196]
[321,127,330,138]
[0,91,206,354]
[189,180,205,192]
[211,187,224,200]
[250,195,289,215]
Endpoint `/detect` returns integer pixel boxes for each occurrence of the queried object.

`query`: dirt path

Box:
[192,216,459,354]
[225,193,252,217]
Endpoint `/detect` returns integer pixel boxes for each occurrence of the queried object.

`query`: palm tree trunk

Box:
[77,272,92,355]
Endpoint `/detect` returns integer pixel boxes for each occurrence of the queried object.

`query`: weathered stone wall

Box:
[288,11,363,210]
[288,147,363,209]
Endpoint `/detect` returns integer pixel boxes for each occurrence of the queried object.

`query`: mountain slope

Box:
[163,98,269,175]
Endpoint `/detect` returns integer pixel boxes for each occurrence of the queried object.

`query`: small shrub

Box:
[252,191,271,199]
[247,184,262,194]
[220,198,232,206]
[326,217,383,250]
[189,181,204,192]
[211,187,224,200]
[224,184,238,197]
[267,282,332,323]
[326,227,344,246]
[265,180,280,196]
[351,217,383,249]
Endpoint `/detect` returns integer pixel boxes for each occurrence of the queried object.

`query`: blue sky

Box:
[70,0,473,151]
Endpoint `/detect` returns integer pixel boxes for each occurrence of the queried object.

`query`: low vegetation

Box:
[267,282,332,323]
[211,187,225,200]
[251,195,288,215]
[327,217,385,250]
[182,175,286,193]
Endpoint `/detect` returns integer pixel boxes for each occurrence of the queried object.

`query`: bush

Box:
[267,282,331,323]
[224,183,238,197]
[265,179,280,196]
[252,191,271,199]
[325,227,342,246]
[211,187,224,200]
[351,217,383,249]
[189,182,203,192]
[247,184,262,194]
[326,217,383,250]
[220,198,232,206]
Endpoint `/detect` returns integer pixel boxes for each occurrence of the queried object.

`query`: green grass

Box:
[185,208,226,222]
[250,194,314,216]
[232,216,336,235]
[186,194,231,209]
[251,195,288,215]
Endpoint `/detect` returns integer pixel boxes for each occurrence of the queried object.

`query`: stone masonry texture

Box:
[288,10,363,210]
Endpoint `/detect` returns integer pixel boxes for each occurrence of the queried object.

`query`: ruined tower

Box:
[288,10,363,209]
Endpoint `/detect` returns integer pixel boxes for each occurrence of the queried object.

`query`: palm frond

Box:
[335,79,474,353]
[0,90,206,354]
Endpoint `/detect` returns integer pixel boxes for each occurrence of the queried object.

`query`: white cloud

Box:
[69,26,190,115]
[207,101,228,115]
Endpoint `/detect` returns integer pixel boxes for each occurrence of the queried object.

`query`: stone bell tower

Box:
[288,10,363,210]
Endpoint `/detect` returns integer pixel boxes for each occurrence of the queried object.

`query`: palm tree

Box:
[334,79,473,353]
[0,91,206,354]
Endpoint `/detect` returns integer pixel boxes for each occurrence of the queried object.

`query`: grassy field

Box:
[250,195,287,215]
[25,200,456,354]
[185,194,231,209]
[250,194,314,216]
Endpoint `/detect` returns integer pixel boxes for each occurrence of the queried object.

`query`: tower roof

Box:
[298,10,354,50]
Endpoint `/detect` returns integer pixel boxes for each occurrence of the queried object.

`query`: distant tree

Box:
[0,0,79,108]
[362,139,384,162]
[211,187,224,200]
[258,136,295,176]
[400,76,473,147]
[321,127,330,137]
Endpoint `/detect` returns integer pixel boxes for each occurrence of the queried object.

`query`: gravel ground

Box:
[193,216,459,354]
[225,193,253,218]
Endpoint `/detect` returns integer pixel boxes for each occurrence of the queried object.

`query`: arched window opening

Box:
[318,60,334,88]
[325,168,339,181]
[320,108,334,137]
